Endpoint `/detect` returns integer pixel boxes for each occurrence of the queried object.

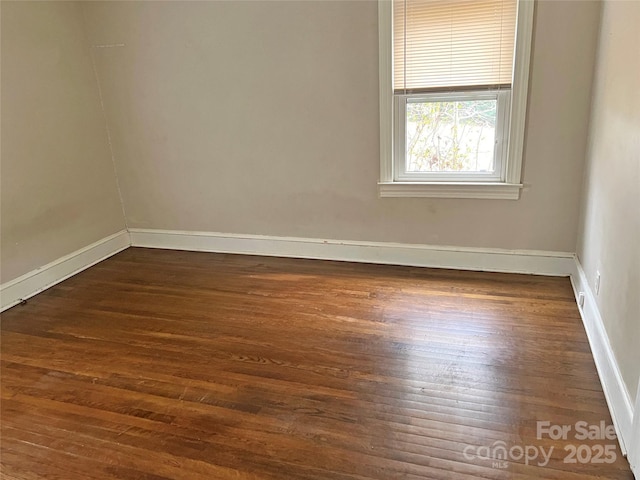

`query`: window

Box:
[379,0,535,199]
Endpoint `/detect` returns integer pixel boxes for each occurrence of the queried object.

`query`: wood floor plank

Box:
[1,248,634,479]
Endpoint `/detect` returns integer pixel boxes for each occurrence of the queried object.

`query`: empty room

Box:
[1,0,638,478]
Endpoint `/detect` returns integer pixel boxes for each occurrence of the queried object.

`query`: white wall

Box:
[81,0,601,252]
[576,0,640,407]
[1,1,126,283]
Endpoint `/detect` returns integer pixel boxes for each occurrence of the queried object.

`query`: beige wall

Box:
[1,1,126,283]
[81,0,600,252]
[577,0,640,404]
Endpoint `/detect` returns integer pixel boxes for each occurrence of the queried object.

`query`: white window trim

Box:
[378,0,535,200]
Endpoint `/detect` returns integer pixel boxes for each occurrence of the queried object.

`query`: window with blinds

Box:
[379,0,534,197]
[393,0,517,94]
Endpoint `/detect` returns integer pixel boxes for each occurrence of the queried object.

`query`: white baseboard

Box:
[128,228,575,276]
[630,383,640,477]
[569,259,634,456]
[0,230,131,312]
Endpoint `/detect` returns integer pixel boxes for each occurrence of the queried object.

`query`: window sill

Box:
[378,182,523,200]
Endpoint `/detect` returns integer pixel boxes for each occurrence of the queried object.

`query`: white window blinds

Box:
[393,0,517,93]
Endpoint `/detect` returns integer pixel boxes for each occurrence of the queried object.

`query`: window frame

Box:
[378,0,535,200]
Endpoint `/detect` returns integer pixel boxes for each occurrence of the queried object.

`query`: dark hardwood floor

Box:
[0,247,633,479]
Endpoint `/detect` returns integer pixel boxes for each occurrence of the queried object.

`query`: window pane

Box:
[406,99,497,173]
